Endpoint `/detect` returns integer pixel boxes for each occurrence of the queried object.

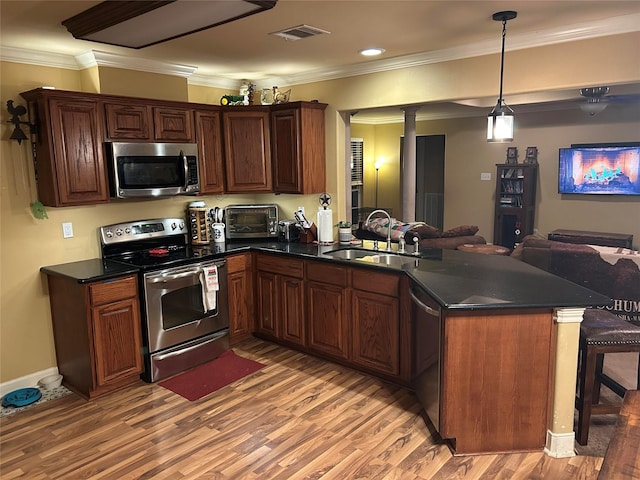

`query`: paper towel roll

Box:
[317,208,333,243]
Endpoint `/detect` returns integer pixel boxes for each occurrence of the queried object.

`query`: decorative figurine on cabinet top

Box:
[525,146,538,164]
[506,146,518,164]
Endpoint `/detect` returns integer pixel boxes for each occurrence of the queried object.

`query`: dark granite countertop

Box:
[41,239,612,311]
[40,259,140,283]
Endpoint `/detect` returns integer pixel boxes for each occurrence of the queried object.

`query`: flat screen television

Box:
[558,143,640,195]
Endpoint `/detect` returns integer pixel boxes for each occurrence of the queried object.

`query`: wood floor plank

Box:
[0,338,603,480]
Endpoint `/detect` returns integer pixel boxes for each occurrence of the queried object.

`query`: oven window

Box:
[228,212,267,233]
[161,284,216,329]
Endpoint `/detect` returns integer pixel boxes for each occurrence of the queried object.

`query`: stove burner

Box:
[148,248,170,256]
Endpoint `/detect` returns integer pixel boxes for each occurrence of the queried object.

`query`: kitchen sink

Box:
[323,248,417,266]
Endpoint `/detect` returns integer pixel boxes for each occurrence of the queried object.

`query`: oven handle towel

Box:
[200,266,219,312]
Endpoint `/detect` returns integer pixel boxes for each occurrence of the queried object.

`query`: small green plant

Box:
[335,221,352,228]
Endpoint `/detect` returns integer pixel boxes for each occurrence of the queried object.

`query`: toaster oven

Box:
[224,204,278,240]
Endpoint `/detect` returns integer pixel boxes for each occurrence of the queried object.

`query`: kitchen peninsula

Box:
[42,240,610,457]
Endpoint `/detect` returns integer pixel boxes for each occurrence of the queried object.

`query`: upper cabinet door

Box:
[104,103,153,140]
[222,109,272,193]
[271,102,327,194]
[153,106,195,142]
[104,103,195,142]
[45,97,109,206]
[196,110,225,194]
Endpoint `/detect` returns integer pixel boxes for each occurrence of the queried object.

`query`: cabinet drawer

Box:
[256,254,303,278]
[89,275,138,306]
[306,261,348,287]
[352,268,399,296]
[226,253,252,273]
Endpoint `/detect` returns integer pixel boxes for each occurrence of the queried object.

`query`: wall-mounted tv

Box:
[558,143,640,195]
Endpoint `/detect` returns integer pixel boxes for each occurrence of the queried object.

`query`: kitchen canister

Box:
[212,223,225,243]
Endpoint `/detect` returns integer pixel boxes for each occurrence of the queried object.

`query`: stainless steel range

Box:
[100,218,229,382]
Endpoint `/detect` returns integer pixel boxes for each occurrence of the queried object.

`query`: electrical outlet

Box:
[62,222,74,238]
[480,172,492,181]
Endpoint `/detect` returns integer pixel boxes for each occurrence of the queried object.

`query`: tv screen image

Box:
[558,146,640,195]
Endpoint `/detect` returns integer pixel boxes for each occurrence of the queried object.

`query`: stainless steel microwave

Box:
[106,142,200,198]
[225,204,279,240]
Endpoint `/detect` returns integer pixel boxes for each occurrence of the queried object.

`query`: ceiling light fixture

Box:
[62,0,278,49]
[359,48,385,57]
[487,11,517,143]
[579,86,610,116]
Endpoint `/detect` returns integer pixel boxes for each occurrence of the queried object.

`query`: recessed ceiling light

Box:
[359,48,385,57]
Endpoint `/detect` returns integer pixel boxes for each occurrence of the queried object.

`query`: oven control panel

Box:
[101,218,186,245]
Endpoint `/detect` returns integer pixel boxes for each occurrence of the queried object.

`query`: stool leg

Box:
[593,353,604,403]
[576,343,597,445]
[637,352,640,390]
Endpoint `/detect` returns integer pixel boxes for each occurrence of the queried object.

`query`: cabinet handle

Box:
[181,149,189,190]
[409,288,440,317]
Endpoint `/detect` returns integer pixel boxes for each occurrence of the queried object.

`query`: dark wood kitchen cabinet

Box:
[255,254,305,346]
[270,101,327,194]
[20,89,109,207]
[104,102,195,142]
[351,268,401,376]
[44,274,143,399]
[306,260,349,360]
[195,109,225,194]
[222,108,272,193]
[226,253,254,345]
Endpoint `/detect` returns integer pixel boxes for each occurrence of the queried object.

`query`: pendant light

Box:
[487,11,517,143]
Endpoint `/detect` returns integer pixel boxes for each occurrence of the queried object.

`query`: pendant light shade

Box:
[487,11,517,143]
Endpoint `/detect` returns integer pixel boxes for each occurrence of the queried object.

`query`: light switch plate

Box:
[62,222,73,238]
[480,172,492,181]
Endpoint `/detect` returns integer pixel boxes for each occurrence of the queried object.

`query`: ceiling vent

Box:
[269,24,330,41]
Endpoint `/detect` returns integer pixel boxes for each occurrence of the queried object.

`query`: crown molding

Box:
[2,13,638,86]
[0,46,78,69]
[75,50,197,77]
[187,73,246,90]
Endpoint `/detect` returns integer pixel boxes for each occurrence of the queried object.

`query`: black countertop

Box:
[40,259,140,283]
[41,240,612,311]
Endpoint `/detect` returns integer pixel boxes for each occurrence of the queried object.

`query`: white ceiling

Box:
[2,0,640,121]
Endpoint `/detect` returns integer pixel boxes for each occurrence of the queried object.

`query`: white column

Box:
[344,112,352,223]
[545,307,584,458]
[402,106,419,222]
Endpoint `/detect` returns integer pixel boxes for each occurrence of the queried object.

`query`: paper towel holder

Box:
[317,192,334,245]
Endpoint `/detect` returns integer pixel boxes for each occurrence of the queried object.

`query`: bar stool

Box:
[575,309,640,445]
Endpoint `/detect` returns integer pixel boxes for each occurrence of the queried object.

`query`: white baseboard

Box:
[544,430,576,458]
[0,367,59,397]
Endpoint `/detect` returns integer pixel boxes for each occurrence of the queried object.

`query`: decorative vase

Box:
[339,227,351,245]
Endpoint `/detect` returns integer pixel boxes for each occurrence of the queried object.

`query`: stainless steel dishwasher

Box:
[410,284,442,430]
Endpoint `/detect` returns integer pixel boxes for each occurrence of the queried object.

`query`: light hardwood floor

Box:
[1,338,603,479]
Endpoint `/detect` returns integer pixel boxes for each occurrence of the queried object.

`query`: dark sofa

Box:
[355,220,486,250]
[512,235,640,325]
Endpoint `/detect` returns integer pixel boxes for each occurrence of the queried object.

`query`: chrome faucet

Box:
[365,209,393,252]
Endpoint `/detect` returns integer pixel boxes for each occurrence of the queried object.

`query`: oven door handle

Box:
[146,261,225,283]
[147,267,204,283]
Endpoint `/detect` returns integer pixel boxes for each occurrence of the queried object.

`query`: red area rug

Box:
[158,350,266,401]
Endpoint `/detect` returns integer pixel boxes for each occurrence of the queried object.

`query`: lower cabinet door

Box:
[280,275,305,346]
[91,297,143,386]
[257,271,279,337]
[351,289,400,376]
[307,280,349,359]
